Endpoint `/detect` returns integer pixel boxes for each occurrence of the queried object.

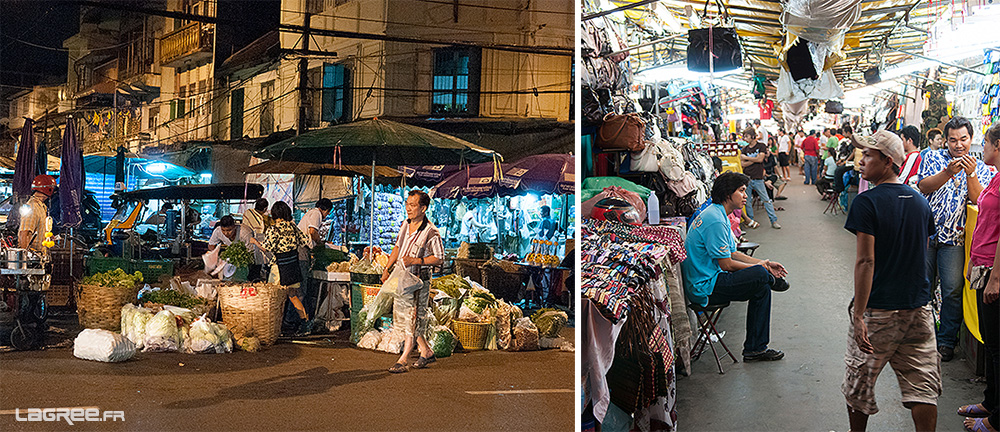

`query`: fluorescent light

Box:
[146,162,169,174]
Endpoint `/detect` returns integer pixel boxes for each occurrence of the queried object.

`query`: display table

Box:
[312,271,351,319]
[516,262,569,308]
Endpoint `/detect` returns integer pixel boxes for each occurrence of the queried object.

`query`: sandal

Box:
[388,363,408,374]
[746,220,760,229]
[413,355,437,369]
[959,404,992,418]
[964,417,997,432]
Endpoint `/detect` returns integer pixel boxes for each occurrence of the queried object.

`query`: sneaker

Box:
[743,348,785,362]
[771,222,782,229]
[939,346,955,362]
[771,278,790,292]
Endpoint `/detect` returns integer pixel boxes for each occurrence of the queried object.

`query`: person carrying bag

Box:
[381,190,445,374]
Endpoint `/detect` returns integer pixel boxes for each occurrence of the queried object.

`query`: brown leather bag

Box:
[596,113,645,152]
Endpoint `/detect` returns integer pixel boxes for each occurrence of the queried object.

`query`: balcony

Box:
[160,22,213,68]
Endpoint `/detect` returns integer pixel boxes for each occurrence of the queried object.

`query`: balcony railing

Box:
[160,22,213,67]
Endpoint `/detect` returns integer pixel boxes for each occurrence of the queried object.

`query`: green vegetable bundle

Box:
[430,274,470,299]
[220,241,254,268]
[82,268,143,290]
[140,289,206,309]
[312,245,348,270]
[429,325,457,358]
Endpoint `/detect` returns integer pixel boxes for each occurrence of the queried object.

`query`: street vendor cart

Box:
[0,247,50,350]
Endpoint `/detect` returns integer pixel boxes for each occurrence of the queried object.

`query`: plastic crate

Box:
[86,256,130,276]
[131,260,174,283]
[350,283,365,313]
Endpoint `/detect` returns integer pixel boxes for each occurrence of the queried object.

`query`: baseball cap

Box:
[853,130,904,167]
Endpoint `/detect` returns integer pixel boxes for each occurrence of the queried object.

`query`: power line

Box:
[410,0,573,15]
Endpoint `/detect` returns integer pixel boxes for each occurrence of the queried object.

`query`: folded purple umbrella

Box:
[6,119,36,231]
[60,117,83,227]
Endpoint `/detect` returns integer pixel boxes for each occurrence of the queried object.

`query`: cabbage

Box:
[530,309,569,338]
[143,310,180,352]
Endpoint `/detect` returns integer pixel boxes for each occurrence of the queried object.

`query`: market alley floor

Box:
[0,325,573,431]
[675,178,985,431]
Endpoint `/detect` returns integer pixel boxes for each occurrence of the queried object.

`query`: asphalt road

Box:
[1,323,574,431]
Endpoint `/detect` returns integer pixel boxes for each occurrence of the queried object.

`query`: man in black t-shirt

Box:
[740,128,781,229]
[842,130,941,432]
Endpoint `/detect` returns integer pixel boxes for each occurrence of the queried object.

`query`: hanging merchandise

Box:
[759,99,774,120]
[686,27,743,73]
[596,114,646,152]
[825,100,844,114]
[752,74,767,100]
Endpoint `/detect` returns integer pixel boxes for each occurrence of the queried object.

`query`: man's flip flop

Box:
[964,417,996,432]
[959,404,992,418]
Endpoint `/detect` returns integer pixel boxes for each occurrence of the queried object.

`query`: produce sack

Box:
[357,330,382,350]
[428,325,457,358]
[510,317,540,351]
[120,304,153,350]
[350,286,394,343]
[539,337,567,350]
[376,328,406,354]
[383,263,422,296]
[143,310,181,352]
[530,309,569,338]
[74,329,136,362]
[496,301,523,350]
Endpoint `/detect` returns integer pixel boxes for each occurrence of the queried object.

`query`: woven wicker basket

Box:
[451,320,492,351]
[481,264,526,303]
[453,258,487,284]
[76,283,140,331]
[218,283,287,345]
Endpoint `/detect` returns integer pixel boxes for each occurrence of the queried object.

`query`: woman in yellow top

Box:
[262,201,312,335]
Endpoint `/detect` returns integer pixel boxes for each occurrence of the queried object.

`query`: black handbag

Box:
[582,86,613,126]
[687,27,742,73]
[825,100,844,114]
[786,39,818,81]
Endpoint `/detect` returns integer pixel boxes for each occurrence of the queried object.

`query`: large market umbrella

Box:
[243,159,402,178]
[432,154,575,199]
[254,118,496,166]
[399,164,464,187]
[7,118,36,231]
[59,117,83,228]
[254,118,498,246]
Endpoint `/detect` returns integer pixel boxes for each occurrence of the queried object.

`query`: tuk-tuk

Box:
[103,183,264,260]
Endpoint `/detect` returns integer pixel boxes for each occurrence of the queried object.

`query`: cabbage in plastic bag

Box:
[429,325,457,358]
[143,310,180,352]
[74,329,136,362]
[121,304,153,349]
[530,309,569,338]
[186,316,222,354]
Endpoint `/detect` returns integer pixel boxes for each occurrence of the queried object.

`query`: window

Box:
[148,107,159,129]
[260,80,274,135]
[432,48,480,115]
[176,86,187,118]
[322,63,350,123]
[231,88,244,140]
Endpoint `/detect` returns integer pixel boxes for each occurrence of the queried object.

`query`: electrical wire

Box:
[410,0,573,15]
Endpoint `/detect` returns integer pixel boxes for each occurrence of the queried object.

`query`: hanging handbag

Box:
[687,27,743,73]
[825,100,844,114]
[629,141,662,172]
[596,113,646,152]
[582,86,613,126]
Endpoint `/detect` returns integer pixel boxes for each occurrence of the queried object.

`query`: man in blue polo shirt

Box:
[682,171,791,362]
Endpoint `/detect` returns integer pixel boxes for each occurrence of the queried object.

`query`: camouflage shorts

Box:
[842,304,942,415]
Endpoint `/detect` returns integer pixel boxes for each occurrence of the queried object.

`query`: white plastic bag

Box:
[120,304,153,350]
[376,328,406,354]
[202,246,221,274]
[358,329,382,350]
[74,329,136,362]
[382,263,422,296]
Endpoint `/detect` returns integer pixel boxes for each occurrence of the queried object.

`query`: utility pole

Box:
[297,12,311,135]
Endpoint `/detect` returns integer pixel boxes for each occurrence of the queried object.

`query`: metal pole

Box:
[887,47,987,76]
[370,159,375,248]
